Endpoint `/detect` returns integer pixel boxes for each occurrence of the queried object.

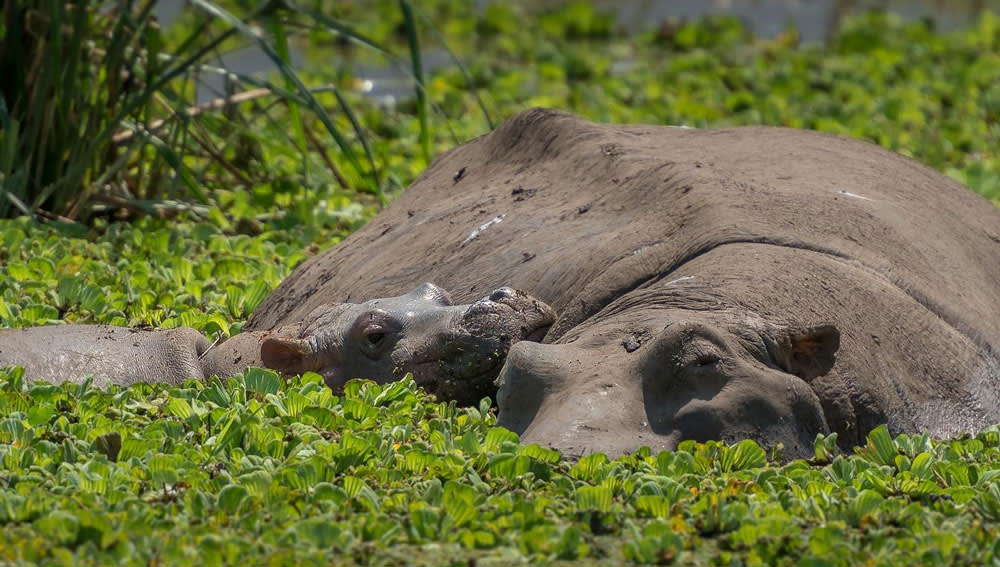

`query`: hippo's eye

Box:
[693,353,721,368]
[365,331,385,346]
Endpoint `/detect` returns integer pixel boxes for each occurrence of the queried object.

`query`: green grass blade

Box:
[283,1,396,57]
[413,4,494,130]
[266,17,309,174]
[190,0,379,197]
[330,88,382,199]
[55,21,242,213]
[399,0,430,164]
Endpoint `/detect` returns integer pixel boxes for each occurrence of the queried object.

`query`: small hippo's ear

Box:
[408,283,453,306]
[261,337,317,375]
[765,324,840,381]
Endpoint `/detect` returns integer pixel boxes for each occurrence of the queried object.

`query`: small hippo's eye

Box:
[353,309,400,360]
[694,353,721,368]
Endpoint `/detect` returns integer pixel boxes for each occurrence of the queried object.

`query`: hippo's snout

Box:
[463,288,556,343]
[404,288,555,406]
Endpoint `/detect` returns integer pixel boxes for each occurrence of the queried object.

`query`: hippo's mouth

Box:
[524,322,551,342]
[405,355,505,405]
[403,289,555,405]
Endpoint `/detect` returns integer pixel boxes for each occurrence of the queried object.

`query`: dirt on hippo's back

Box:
[247,108,1000,353]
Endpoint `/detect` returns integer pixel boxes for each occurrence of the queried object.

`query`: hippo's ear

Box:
[766,325,840,381]
[261,337,317,375]
[407,283,453,306]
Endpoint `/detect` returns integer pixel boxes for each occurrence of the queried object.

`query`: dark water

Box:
[153,0,1000,104]
[591,0,999,41]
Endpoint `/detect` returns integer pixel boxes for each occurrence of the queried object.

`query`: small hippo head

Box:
[260,283,555,406]
[495,307,840,459]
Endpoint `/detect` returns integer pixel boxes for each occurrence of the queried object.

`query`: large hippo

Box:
[246,108,1000,458]
[0,284,554,400]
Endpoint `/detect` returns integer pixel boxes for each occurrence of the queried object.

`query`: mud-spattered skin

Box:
[0,284,554,401]
[247,108,1000,458]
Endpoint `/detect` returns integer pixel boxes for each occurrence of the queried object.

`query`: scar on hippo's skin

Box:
[461,215,505,246]
[666,275,695,286]
[838,189,874,201]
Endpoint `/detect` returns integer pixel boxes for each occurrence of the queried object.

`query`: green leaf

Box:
[119,437,158,462]
[342,476,379,511]
[849,489,885,526]
[519,443,562,463]
[570,453,610,483]
[147,454,181,485]
[483,427,520,452]
[92,431,122,462]
[217,484,250,515]
[719,439,767,472]
[409,506,441,540]
[167,397,194,419]
[289,517,347,548]
[34,510,80,546]
[26,404,56,426]
[238,470,273,499]
[442,481,478,527]
[202,378,232,407]
[864,425,899,466]
[7,262,31,281]
[21,304,60,325]
[635,495,673,518]
[342,475,366,498]
[909,452,934,479]
[245,368,282,395]
[0,418,28,445]
[241,280,271,316]
[575,484,614,513]
[814,432,840,462]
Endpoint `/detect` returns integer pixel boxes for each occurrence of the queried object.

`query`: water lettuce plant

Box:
[2,370,1000,566]
[2,3,1000,565]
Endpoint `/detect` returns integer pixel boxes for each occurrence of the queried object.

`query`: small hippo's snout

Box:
[456,287,556,352]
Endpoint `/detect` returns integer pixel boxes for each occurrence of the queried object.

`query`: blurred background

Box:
[2,0,998,226]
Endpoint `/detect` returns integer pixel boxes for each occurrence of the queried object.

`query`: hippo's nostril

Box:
[490,287,516,302]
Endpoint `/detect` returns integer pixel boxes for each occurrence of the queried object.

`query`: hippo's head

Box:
[495,307,840,459]
[260,283,555,406]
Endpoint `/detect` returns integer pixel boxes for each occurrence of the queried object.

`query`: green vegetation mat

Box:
[3,3,1000,565]
[2,371,1000,566]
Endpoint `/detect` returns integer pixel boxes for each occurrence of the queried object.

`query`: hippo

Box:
[246,108,1000,458]
[0,284,554,401]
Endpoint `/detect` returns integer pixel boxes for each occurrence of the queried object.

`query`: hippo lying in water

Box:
[246,108,1000,458]
[0,284,554,404]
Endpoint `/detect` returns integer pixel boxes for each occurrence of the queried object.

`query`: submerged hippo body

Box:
[247,108,1000,457]
[0,325,215,387]
[0,284,554,398]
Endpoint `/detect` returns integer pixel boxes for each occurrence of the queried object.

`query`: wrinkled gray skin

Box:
[246,108,1000,459]
[0,325,216,388]
[0,284,554,403]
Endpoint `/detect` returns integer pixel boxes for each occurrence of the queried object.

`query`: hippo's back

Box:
[247,109,1000,352]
